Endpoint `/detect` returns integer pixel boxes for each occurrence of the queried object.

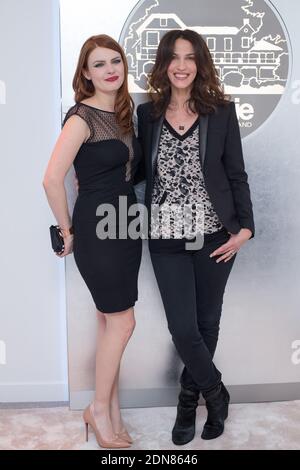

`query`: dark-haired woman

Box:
[43,35,143,449]
[137,29,254,444]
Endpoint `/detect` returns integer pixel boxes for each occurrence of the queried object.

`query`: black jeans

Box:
[150,228,236,393]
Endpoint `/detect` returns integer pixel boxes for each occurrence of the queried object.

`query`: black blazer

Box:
[135,100,255,238]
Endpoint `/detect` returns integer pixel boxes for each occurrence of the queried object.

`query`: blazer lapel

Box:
[199,114,208,169]
[151,115,164,174]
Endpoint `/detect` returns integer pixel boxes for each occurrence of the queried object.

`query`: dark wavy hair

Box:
[72,34,133,134]
[148,29,230,117]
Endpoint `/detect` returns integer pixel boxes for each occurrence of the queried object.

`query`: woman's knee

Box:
[167,321,199,345]
[96,309,107,325]
[105,308,136,339]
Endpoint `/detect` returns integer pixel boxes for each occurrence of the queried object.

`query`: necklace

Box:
[166,108,196,132]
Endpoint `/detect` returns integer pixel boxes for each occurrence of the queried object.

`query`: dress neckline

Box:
[79,102,115,114]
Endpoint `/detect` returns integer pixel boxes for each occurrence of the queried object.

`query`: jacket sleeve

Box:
[222,102,255,238]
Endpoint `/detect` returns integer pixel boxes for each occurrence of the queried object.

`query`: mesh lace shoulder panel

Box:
[62,103,95,140]
[62,103,135,182]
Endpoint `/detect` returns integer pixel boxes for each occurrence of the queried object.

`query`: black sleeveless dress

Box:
[63,102,142,313]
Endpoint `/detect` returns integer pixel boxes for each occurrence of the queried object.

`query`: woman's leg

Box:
[95,313,126,434]
[180,231,236,391]
[193,237,236,356]
[177,231,236,440]
[93,307,135,442]
[150,250,220,445]
[110,364,125,434]
[150,251,221,391]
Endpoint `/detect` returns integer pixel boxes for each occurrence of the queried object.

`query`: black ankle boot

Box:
[201,382,230,440]
[172,386,200,445]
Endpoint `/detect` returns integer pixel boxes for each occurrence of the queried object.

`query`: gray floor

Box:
[1,400,300,450]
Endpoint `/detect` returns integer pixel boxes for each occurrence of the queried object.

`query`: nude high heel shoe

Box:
[83,405,131,449]
[116,428,133,444]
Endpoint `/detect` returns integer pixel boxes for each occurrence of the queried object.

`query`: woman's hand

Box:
[55,234,74,258]
[209,228,252,263]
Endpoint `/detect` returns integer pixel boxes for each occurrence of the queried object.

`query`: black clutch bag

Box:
[49,225,65,253]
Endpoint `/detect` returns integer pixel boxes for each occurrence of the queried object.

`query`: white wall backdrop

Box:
[0,0,68,402]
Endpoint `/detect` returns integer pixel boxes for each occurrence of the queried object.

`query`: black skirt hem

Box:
[95,298,137,314]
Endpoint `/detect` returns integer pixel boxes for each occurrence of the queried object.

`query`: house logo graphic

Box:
[119,0,290,137]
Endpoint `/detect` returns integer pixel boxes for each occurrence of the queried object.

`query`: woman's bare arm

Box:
[43,115,89,232]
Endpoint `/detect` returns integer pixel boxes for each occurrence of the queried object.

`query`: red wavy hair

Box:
[72,34,133,134]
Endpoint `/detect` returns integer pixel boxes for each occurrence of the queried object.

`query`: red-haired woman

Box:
[137,29,255,444]
[43,35,143,449]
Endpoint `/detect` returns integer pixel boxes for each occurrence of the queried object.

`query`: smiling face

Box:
[83,46,125,94]
[167,38,198,93]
